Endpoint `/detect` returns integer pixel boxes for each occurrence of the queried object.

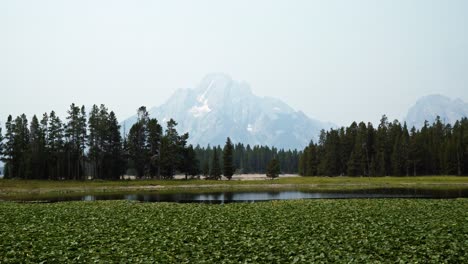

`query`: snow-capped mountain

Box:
[405,94,468,128]
[122,73,334,150]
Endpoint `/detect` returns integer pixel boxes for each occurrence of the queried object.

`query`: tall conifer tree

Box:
[223,137,234,180]
[209,148,222,180]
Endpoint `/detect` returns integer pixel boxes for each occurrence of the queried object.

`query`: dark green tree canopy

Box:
[208,148,222,180]
[299,115,468,177]
[2,106,467,180]
[223,137,234,180]
[266,158,281,179]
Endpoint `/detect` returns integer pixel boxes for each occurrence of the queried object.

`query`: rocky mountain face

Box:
[405,94,468,128]
[122,73,334,150]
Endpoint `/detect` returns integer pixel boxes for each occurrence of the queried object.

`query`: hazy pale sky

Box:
[1,0,467,126]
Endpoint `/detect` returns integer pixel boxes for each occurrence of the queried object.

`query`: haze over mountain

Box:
[122,74,334,150]
[405,94,468,128]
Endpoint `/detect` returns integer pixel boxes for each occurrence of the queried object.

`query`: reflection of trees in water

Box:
[267,192,280,198]
[213,193,223,200]
[16,188,468,203]
[224,192,234,201]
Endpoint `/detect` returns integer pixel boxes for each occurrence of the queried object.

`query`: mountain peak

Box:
[123,74,332,149]
[405,94,468,128]
[415,94,450,104]
[200,72,233,82]
[195,73,253,97]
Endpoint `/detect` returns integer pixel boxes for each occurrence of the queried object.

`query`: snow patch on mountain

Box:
[189,99,211,118]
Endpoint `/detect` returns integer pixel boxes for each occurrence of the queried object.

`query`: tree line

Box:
[193,144,299,176]
[299,115,468,176]
[0,104,125,180]
[2,105,467,180]
[0,104,288,180]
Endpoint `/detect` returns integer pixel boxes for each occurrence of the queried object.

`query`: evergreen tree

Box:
[147,118,162,178]
[85,105,123,179]
[299,142,318,176]
[2,115,15,179]
[160,119,181,179]
[182,145,200,179]
[391,134,402,176]
[127,122,146,178]
[177,132,190,174]
[318,129,340,176]
[451,120,465,175]
[1,115,15,179]
[266,158,280,179]
[400,123,410,176]
[11,114,31,178]
[65,104,87,180]
[48,111,65,180]
[347,150,359,176]
[306,144,318,176]
[443,134,458,175]
[39,113,49,180]
[209,148,222,180]
[0,121,3,160]
[202,159,210,177]
[366,122,376,175]
[223,137,234,180]
[107,111,124,180]
[375,115,389,176]
[127,106,150,178]
[29,115,47,179]
[87,105,100,178]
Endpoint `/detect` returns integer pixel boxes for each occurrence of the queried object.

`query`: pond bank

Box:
[1,176,467,199]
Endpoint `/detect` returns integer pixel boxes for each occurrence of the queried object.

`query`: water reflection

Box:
[8,188,468,203]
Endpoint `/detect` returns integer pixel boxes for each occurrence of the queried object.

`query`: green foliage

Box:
[87,105,123,180]
[182,145,200,179]
[126,113,197,180]
[4,114,31,179]
[301,116,468,176]
[64,103,87,180]
[0,123,3,159]
[195,144,300,175]
[0,199,467,263]
[2,104,468,180]
[127,120,147,178]
[28,115,47,180]
[161,119,190,179]
[266,158,280,179]
[47,111,65,180]
[127,106,149,178]
[208,148,222,180]
[223,137,234,180]
[202,160,210,177]
[146,118,162,177]
[160,119,180,178]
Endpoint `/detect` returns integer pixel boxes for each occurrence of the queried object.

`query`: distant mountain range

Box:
[121,74,466,149]
[405,94,468,128]
[122,73,334,150]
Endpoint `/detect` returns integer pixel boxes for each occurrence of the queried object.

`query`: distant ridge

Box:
[405,94,468,128]
[122,73,334,149]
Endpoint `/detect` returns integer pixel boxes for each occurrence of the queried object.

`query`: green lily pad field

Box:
[1,199,467,263]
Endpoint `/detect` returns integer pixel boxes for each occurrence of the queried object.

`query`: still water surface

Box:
[8,188,468,203]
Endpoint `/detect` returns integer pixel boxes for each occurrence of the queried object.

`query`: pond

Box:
[4,188,468,203]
